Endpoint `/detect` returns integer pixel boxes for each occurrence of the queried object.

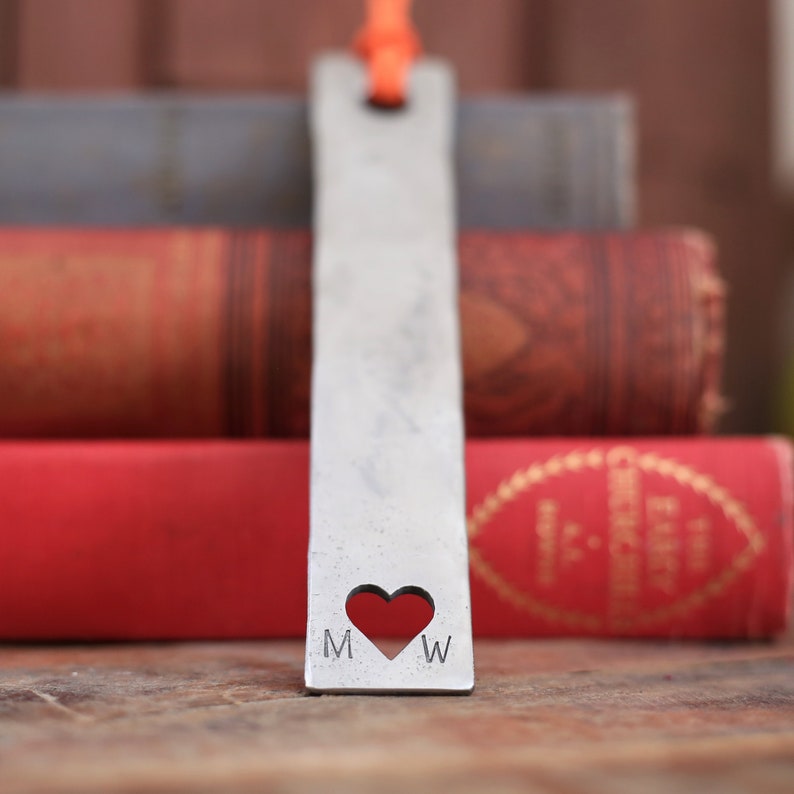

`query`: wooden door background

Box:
[0,0,788,434]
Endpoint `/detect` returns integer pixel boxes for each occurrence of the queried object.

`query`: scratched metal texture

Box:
[306,55,473,693]
[0,94,633,228]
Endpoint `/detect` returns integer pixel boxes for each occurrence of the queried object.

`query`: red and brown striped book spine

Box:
[0,228,723,438]
[0,438,789,640]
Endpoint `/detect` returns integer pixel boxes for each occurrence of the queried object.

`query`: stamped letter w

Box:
[421,634,451,663]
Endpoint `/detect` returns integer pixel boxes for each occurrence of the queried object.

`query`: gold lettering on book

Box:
[535,499,558,587]
[466,446,765,632]
[535,501,588,587]
[646,495,680,595]
[606,447,642,622]
[685,516,712,574]
[561,522,585,565]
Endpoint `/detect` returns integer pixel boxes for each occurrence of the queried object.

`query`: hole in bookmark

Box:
[345,585,435,659]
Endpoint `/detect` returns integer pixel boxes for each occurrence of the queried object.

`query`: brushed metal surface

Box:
[305,55,473,694]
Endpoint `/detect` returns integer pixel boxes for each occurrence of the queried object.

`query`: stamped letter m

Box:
[324,629,352,659]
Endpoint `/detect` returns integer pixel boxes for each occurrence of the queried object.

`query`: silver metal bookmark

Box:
[305,54,474,694]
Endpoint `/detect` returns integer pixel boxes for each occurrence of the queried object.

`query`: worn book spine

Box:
[0,95,632,228]
[0,438,789,640]
[0,228,723,438]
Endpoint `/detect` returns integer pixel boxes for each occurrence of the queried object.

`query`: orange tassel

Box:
[353,0,422,107]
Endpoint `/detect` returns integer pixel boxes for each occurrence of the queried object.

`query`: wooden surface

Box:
[1,637,793,793]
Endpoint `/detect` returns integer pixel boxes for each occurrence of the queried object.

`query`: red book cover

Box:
[0,227,723,438]
[1,438,789,640]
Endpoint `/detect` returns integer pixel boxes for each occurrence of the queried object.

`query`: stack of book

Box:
[0,96,789,641]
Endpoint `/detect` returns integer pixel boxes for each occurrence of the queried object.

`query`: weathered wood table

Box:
[1,634,792,793]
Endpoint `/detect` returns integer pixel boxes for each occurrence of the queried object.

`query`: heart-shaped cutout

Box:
[346,585,435,659]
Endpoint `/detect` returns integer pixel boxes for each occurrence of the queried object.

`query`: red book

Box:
[0,227,723,438]
[1,438,790,640]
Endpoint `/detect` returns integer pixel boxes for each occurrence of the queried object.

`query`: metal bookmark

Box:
[305,54,473,694]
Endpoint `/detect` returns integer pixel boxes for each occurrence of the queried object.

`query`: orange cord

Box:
[353,0,421,107]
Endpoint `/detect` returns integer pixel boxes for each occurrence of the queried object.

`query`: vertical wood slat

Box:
[162,0,543,92]
[415,0,539,91]
[162,0,348,91]
[16,0,147,89]
[0,0,19,87]
[137,0,170,87]
[538,0,779,433]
